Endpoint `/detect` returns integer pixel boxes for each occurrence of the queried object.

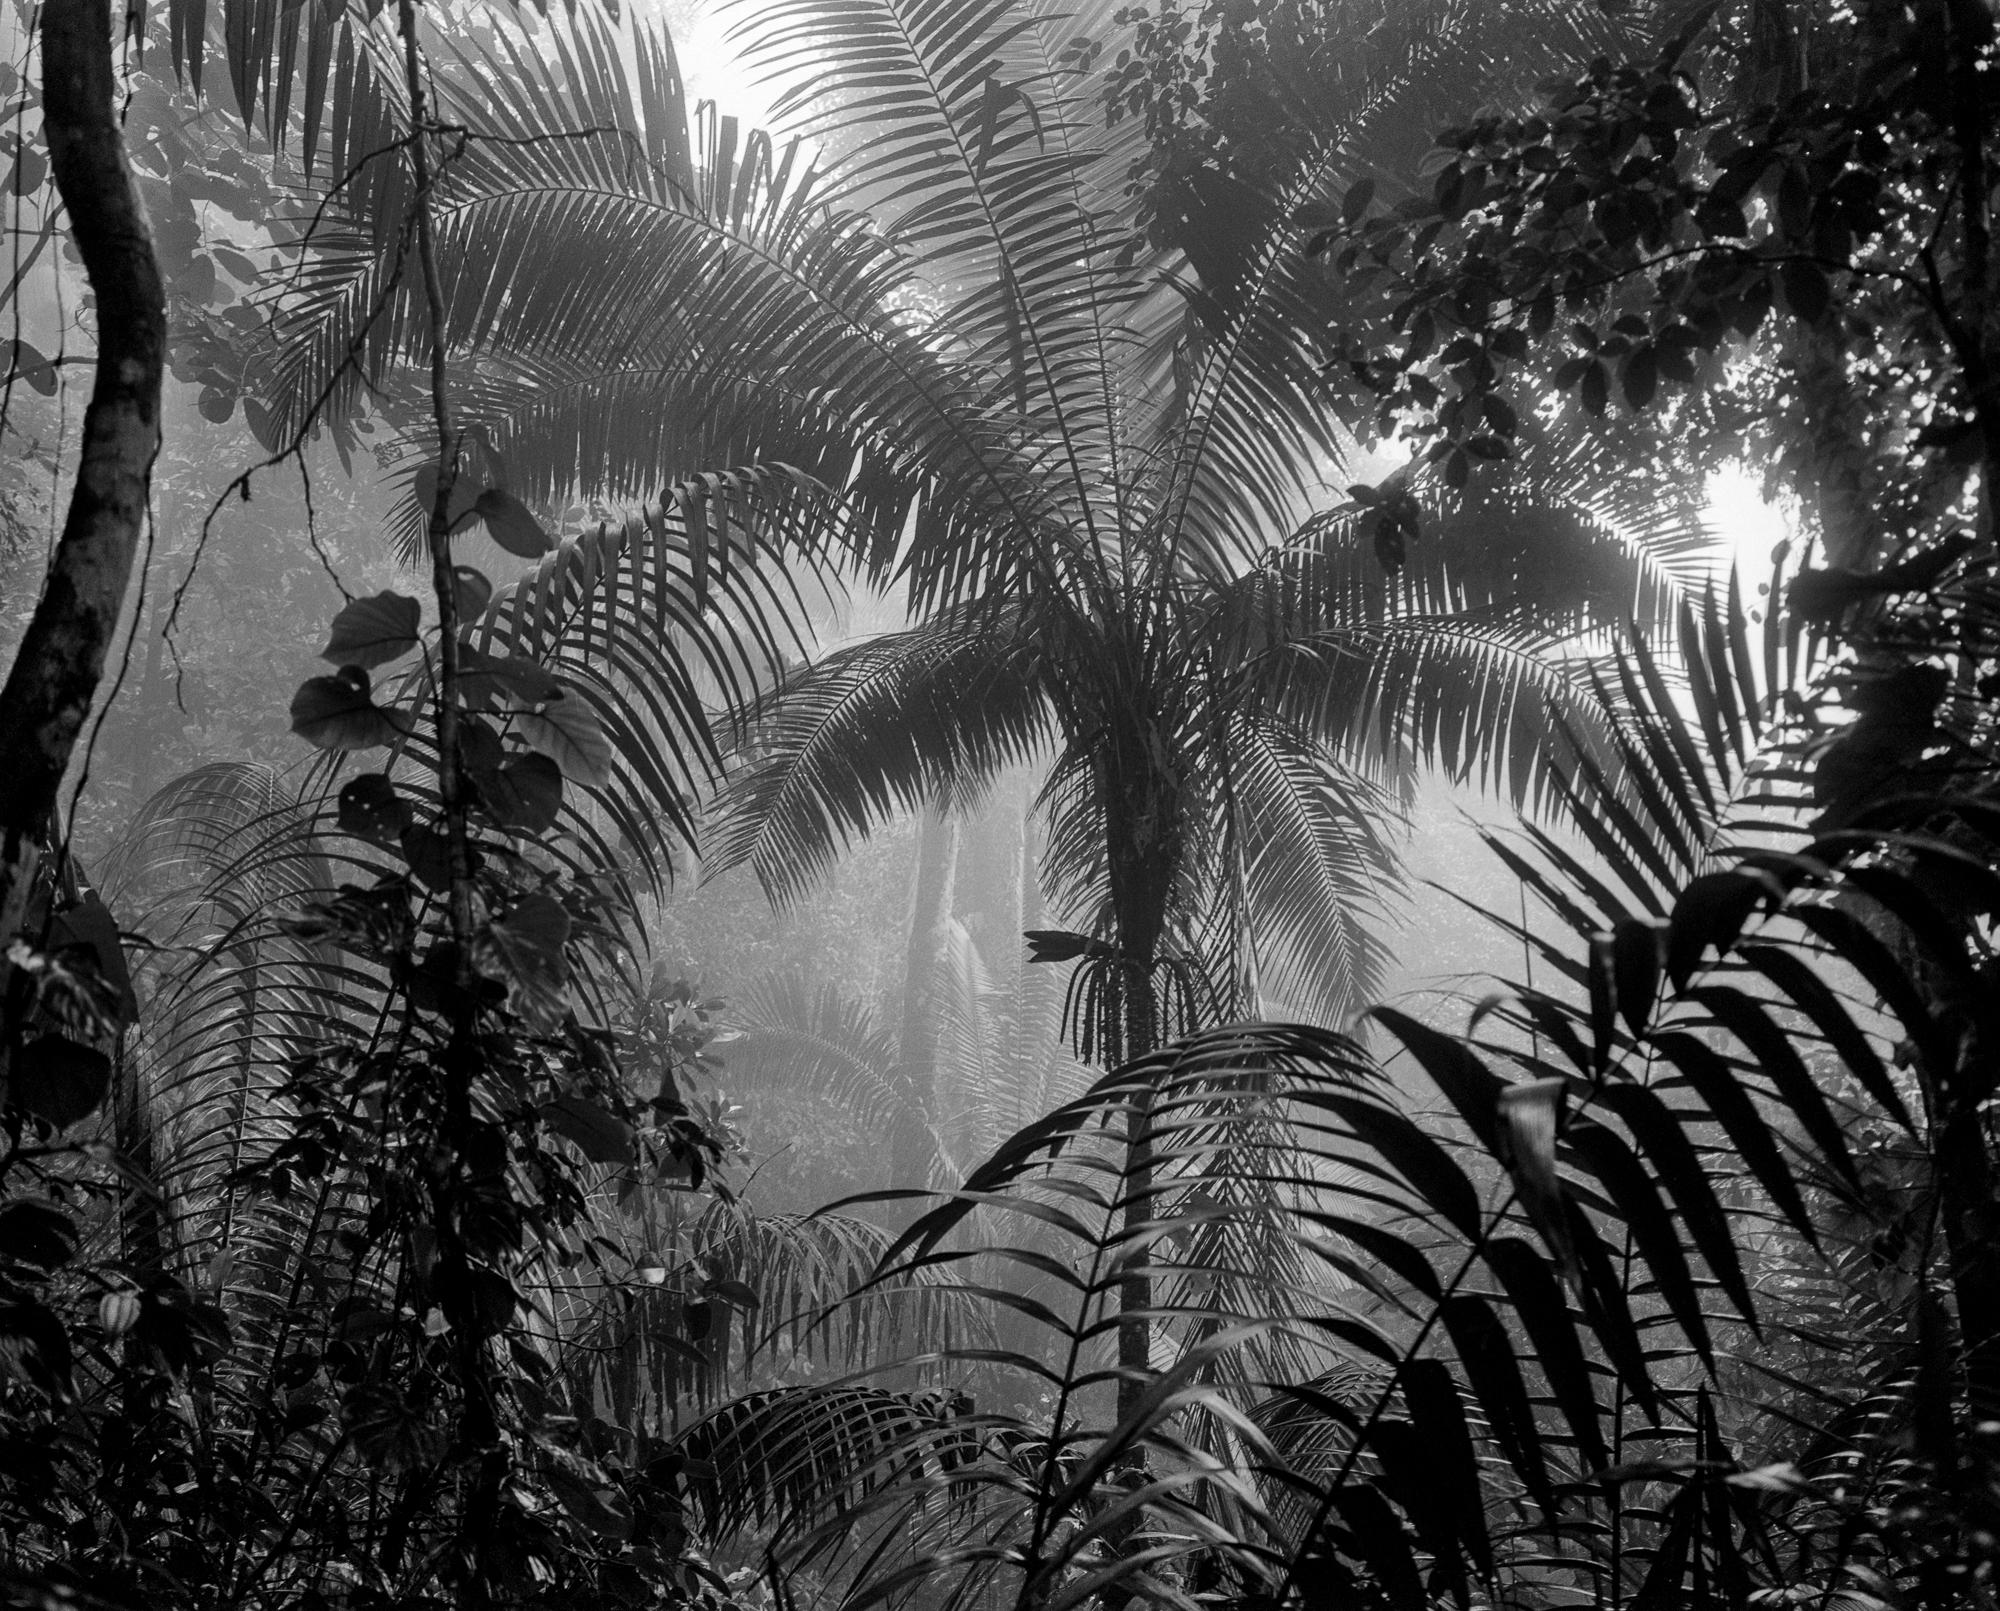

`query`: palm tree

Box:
[248,0,1718,1433]
[257,0,1709,1014]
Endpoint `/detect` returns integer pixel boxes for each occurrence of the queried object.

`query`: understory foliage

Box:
[6,0,2000,1609]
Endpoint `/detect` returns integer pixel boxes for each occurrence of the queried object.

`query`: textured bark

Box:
[0,0,165,961]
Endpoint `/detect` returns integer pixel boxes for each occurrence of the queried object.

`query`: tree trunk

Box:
[0,0,164,1020]
[1099,719,1182,1431]
[1937,0,2000,1422]
[891,805,958,1189]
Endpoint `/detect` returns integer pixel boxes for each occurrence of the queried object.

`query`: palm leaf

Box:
[705,610,1053,904]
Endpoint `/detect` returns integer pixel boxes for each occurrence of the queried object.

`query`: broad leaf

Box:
[459,644,564,710]
[453,565,495,620]
[46,892,136,1031]
[412,462,481,531]
[0,1300,73,1397]
[515,692,613,788]
[475,753,564,834]
[545,1464,635,1539]
[543,1094,636,1166]
[473,488,554,558]
[0,1201,79,1270]
[4,339,57,395]
[7,1035,112,1128]
[321,591,422,668]
[337,773,413,847]
[290,668,408,751]
[472,893,572,1031]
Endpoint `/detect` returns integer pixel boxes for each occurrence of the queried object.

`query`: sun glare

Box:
[1707,463,1795,593]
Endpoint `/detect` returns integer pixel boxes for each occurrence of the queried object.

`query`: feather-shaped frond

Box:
[1241,608,1602,813]
[690,1197,978,1380]
[726,970,903,1131]
[740,0,1135,531]
[561,1193,978,1421]
[719,1023,1394,1608]
[90,766,390,1442]
[705,609,1053,903]
[155,0,409,182]
[1236,443,1715,656]
[1218,713,1402,1021]
[930,916,1092,1175]
[454,482,850,889]
[260,3,1081,611]
[675,1382,989,1586]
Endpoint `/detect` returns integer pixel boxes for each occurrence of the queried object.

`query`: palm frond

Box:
[726,970,903,1132]
[1218,713,1402,1021]
[741,0,1134,537]
[705,610,1053,904]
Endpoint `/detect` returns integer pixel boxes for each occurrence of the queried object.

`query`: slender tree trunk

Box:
[1937,0,2000,1422]
[1100,736,1180,1431]
[892,805,958,1189]
[0,0,164,1020]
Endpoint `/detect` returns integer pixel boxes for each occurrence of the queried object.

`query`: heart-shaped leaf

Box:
[457,644,564,711]
[473,488,554,557]
[4,339,57,395]
[542,1093,636,1166]
[453,566,494,621]
[48,892,136,1031]
[398,825,481,893]
[412,462,481,532]
[0,1201,79,1270]
[472,894,572,1031]
[321,592,421,668]
[515,691,612,788]
[457,715,506,775]
[544,1461,635,1540]
[0,1300,74,1397]
[337,774,413,847]
[291,668,408,751]
[7,1035,112,1128]
[477,753,563,834]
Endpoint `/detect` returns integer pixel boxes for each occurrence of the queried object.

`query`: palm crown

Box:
[265,0,1713,1038]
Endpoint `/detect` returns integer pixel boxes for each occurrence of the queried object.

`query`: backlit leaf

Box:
[515,691,613,788]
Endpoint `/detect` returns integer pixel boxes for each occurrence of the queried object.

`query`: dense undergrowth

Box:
[5,0,2000,1607]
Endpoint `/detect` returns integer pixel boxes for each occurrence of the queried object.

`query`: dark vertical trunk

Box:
[891,806,958,1189]
[1098,707,1183,1432]
[0,0,165,1017]
[1940,0,2000,1424]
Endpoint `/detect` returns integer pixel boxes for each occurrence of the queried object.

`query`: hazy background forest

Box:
[3,0,1997,1607]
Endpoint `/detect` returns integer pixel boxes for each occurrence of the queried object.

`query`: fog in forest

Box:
[1,1,1983,1606]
